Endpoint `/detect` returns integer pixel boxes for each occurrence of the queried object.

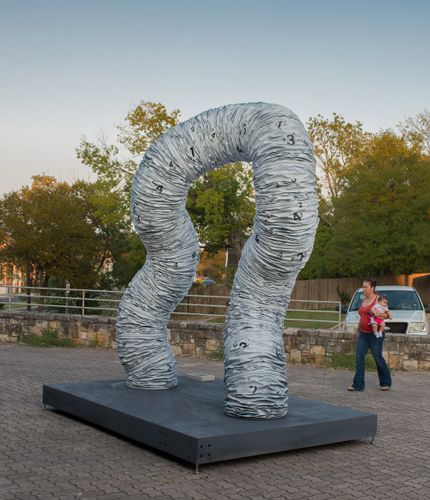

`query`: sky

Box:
[1,0,429,195]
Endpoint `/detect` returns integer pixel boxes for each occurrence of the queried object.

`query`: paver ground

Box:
[1,344,430,499]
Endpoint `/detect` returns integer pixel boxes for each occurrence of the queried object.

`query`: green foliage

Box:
[20,328,76,347]
[0,176,116,288]
[118,101,180,156]
[75,102,180,289]
[77,101,257,280]
[307,113,372,201]
[76,101,180,194]
[76,139,136,193]
[225,265,237,287]
[336,286,351,306]
[328,133,430,276]
[73,103,430,284]
[331,353,376,371]
[299,197,334,279]
[74,179,144,289]
[302,115,430,279]
[398,109,430,155]
[187,163,255,266]
[206,349,224,361]
[284,309,343,329]
[88,335,103,348]
[301,113,372,279]
[99,232,147,289]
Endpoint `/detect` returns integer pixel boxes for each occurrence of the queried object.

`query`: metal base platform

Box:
[43,377,377,469]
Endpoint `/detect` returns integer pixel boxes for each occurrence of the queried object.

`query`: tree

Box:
[299,113,372,279]
[186,163,255,274]
[99,232,147,289]
[75,101,181,287]
[307,113,372,202]
[118,101,180,156]
[398,109,430,155]
[76,101,181,194]
[0,176,117,289]
[77,101,256,282]
[326,133,430,276]
[73,179,140,287]
[299,196,334,279]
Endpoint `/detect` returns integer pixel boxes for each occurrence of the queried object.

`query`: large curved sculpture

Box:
[116,102,318,419]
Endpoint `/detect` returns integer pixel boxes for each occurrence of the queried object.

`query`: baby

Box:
[369,295,392,338]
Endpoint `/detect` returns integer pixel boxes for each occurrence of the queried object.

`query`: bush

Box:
[331,353,376,370]
[336,286,351,306]
[19,328,76,347]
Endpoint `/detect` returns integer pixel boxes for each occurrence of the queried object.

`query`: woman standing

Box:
[348,279,392,392]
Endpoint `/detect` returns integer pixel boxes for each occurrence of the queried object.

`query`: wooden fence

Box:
[290,274,430,307]
[187,273,430,310]
[413,274,430,308]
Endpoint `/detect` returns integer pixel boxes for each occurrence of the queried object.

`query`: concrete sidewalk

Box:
[1,344,429,499]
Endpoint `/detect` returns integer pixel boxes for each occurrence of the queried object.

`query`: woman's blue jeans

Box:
[352,331,392,390]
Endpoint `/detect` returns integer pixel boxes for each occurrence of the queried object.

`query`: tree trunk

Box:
[226,234,245,286]
[227,244,242,268]
[26,263,32,312]
[38,274,50,311]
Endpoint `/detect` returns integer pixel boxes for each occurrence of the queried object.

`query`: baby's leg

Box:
[371,322,379,337]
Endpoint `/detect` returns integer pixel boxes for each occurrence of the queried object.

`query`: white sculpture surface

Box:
[116,102,318,418]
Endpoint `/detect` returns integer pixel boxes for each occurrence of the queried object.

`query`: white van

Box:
[343,285,428,335]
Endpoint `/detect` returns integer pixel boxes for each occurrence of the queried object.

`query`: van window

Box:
[349,290,423,311]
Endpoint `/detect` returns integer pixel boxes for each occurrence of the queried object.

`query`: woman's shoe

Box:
[380,386,390,391]
[347,386,362,391]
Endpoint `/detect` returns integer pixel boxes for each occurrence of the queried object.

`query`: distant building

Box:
[0,262,27,291]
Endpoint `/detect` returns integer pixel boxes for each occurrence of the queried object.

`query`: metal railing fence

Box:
[0,284,342,326]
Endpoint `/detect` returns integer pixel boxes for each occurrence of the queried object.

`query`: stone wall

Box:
[283,328,430,371]
[1,311,429,371]
[0,311,117,348]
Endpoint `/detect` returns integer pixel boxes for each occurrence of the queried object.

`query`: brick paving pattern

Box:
[1,344,430,499]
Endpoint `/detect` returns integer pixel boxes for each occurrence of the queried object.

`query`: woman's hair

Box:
[363,278,377,289]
